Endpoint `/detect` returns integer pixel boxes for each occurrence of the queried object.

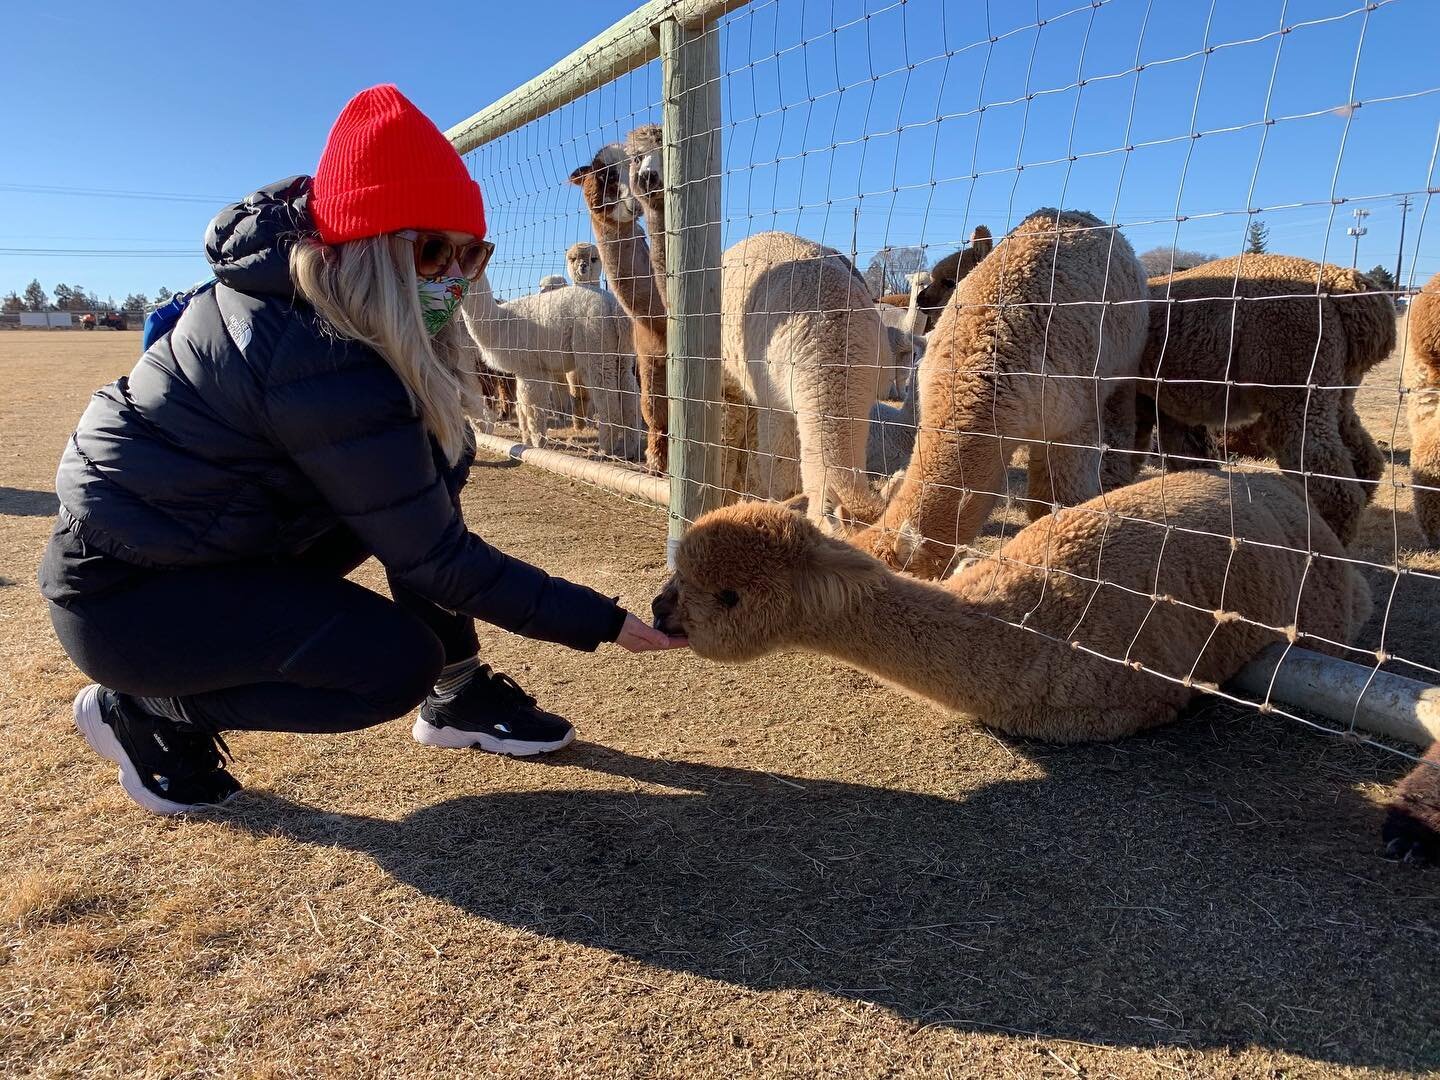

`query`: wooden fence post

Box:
[660,12,725,568]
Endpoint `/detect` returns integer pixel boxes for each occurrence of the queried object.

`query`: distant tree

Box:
[23,279,49,311]
[122,292,149,313]
[864,244,927,297]
[1138,246,1219,277]
[155,286,173,303]
[53,284,94,311]
[1366,265,1396,292]
[1244,219,1270,255]
[2,292,22,314]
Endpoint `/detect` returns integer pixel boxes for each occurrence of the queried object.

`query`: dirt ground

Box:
[1,330,1437,1079]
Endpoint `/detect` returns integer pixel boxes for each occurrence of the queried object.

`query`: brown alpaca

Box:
[848,209,1149,578]
[912,225,994,330]
[569,144,670,473]
[1383,742,1440,864]
[1406,272,1440,547]
[654,470,1370,742]
[1139,254,1396,545]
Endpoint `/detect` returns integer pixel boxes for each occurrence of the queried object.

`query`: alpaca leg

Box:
[751,404,801,502]
[1025,435,1101,522]
[565,367,590,430]
[1339,393,1384,494]
[856,426,1008,578]
[1382,742,1440,864]
[1270,390,1365,545]
[637,351,669,474]
[1154,411,1214,471]
[1409,388,1440,547]
[1099,382,1139,491]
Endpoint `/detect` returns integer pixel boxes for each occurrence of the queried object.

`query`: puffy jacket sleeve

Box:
[263,330,625,651]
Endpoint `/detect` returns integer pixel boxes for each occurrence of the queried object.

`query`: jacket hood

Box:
[205,176,314,298]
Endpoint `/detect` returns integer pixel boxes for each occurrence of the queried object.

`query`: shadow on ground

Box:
[0,486,58,517]
[226,713,1437,1070]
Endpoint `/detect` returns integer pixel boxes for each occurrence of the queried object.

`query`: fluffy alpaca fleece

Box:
[1406,272,1440,547]
[461,275,641,460]
[1383,742,1440,864]
[913,225,994,331]
[538,274,567,292]
[1139,254,1396,544]
[570,143,670,472]
[721,230,887,523]
[653,470,1371,742]
[849,209,1149,578]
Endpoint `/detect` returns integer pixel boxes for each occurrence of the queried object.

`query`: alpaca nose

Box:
[651,579,681,633]
[635,169,662,196]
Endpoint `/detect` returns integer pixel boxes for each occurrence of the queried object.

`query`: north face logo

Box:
[225,314,253,351]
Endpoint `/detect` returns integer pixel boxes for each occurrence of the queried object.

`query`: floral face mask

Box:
[417,276,469,336]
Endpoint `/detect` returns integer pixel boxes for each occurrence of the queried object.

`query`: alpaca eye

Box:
[717,589,740,608]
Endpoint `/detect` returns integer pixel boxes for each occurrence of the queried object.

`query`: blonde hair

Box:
[289,233,480,463]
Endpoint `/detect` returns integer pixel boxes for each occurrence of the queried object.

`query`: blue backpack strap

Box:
[142,280,217,352]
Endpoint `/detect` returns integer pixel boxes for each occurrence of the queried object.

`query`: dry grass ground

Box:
[1,330,1437,1079]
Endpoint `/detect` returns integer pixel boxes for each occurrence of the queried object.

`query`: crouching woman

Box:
[40,85,683,816]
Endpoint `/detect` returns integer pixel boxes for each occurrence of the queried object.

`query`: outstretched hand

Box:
[616,613,688,653]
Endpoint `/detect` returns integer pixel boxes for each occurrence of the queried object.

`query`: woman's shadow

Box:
[225,723,1436,1069]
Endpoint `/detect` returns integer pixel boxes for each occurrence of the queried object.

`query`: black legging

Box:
[48,527,476,734]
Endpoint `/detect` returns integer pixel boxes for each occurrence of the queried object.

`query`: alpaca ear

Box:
[971,225,994,257]
[568,165,591,187]
[795,536,890,617]
[780,493,809,516]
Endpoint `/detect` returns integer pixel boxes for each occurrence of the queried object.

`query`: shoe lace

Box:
[165,724,233,777]
[477,665,537,709]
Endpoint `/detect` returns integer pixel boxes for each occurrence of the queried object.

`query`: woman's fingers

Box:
[616,612,689,653]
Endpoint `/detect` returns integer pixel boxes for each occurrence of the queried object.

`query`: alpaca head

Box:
[625,124,664,212]
[917,225,993,315]
[906,270,932,295]
[566,242,602,285]
[569,143,639,225]
[538,274,567,293]
[651,501,889,661]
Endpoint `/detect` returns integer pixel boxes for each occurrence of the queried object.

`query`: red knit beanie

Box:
[311,84,486,245]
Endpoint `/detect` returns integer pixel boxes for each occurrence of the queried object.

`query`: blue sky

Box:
[4,0,1438,306]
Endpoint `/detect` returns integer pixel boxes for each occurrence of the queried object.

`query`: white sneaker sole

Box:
[410,715,575,756]
[72,685,234,816]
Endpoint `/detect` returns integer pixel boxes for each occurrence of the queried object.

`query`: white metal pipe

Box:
[472,431,668,506]
[1230,644,1440,747]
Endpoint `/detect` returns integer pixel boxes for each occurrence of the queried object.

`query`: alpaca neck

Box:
[461,274,520,349]
[586,209,667,333]
[795,573,998,716]
[639,201,668,301]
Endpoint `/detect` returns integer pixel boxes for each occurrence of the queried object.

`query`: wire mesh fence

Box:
[452,0,1440,768]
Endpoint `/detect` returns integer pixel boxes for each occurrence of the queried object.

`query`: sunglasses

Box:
[397,230,494,281]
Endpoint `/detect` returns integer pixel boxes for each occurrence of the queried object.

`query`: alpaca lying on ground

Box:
[848,209,1149,578]
[1139,254,1396,544]
[1406,272,1440,547]
[461,275,641,460]
[653,470,1371,742]
[912,226,994,331]
[1384,742,1440,864]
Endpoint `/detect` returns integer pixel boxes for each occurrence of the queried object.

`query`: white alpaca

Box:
[722,231,886,523]
[566,242,603,286]
[461,276,641,461]
[873,271,931,399]
[866,332,927,478]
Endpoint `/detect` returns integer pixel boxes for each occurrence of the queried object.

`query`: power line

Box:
[0,182,233,205]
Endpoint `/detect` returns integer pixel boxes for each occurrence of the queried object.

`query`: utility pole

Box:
[1395,194,1411,288]
[850,204,860,275]
[1347,207,1370,269]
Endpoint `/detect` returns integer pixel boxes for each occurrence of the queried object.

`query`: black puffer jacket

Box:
[44,176,623,651]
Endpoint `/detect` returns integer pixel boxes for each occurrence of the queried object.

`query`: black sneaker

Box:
[72,684,241,815]
[412,665,575,756]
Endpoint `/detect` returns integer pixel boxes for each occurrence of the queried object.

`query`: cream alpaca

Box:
[1139,254,1396,544]
[851,209,1148,578]
[461,275,641,461]
[653,470,1371,742]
